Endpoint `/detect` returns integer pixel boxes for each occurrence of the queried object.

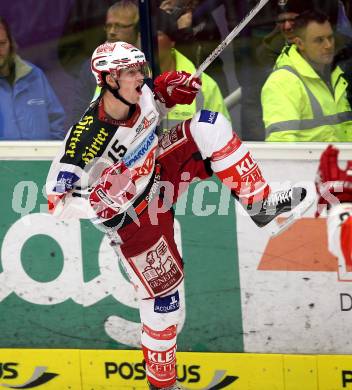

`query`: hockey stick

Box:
[192,0,270,78]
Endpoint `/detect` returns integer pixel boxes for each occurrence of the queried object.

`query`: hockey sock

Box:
[211,133,270,205]
[142,324,178,388]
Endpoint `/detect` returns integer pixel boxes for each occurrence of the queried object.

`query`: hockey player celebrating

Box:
[46,41,307,390]
[316,145,352,278]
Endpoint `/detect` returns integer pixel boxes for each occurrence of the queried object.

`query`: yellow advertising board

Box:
[317,355,352,390]
[178,352,284,390]
[80,350,146,389]
[80,350,284,389]
[283,355,318,390]
[2,348,352,389]
[0,348,81,389]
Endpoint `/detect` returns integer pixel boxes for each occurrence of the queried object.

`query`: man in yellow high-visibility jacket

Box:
[261,9,352,142]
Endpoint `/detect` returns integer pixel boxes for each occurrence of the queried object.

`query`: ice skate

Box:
[247,186,314,235]
[148,381,184,390]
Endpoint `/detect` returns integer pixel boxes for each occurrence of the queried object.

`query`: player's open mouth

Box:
[136,85,142,95]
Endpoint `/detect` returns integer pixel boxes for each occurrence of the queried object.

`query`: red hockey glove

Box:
[154,71,201,108]
[89,163,136,220]
[315,144,352,216]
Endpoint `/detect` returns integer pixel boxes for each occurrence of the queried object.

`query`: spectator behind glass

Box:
[344,0,351,21]
[58,0,116,77]
[240,0,316,141]
[156,8,231,132]
[261,10,352,142]
[334,1,352,109]
[104,0,139,45]
[158,0,230,96]
[68,0,140,126]
[0,17,65,140]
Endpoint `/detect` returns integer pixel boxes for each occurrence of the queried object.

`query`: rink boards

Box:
[0,348,352,389]
[1,142,352,384]
[0,144,242,353]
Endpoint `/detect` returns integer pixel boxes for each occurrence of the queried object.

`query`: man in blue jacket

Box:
[0,17,66,140]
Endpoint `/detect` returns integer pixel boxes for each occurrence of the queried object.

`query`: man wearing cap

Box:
[262,9,352,141]
[156,8,231,132]
[257,0,312,65]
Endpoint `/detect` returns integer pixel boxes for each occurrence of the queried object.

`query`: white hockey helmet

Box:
[91,41,151,87]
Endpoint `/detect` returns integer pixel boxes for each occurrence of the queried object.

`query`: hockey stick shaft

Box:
[192,0,270,78]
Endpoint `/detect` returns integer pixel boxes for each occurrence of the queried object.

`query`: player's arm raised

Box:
[153,70,201,111]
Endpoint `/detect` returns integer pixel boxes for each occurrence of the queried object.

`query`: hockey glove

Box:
[315,144,352,215]
[89,163,136,220]
[154,71,201,108]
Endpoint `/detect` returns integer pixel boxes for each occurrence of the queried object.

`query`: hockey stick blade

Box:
[192,0,270,78]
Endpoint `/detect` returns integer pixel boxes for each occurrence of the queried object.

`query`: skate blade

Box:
[267,183,316,237]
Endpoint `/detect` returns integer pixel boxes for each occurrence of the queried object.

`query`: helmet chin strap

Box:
[107,83,135,107]
[104,75,136,117]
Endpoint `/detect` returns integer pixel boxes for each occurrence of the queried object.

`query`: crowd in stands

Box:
[0,0,351,141]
